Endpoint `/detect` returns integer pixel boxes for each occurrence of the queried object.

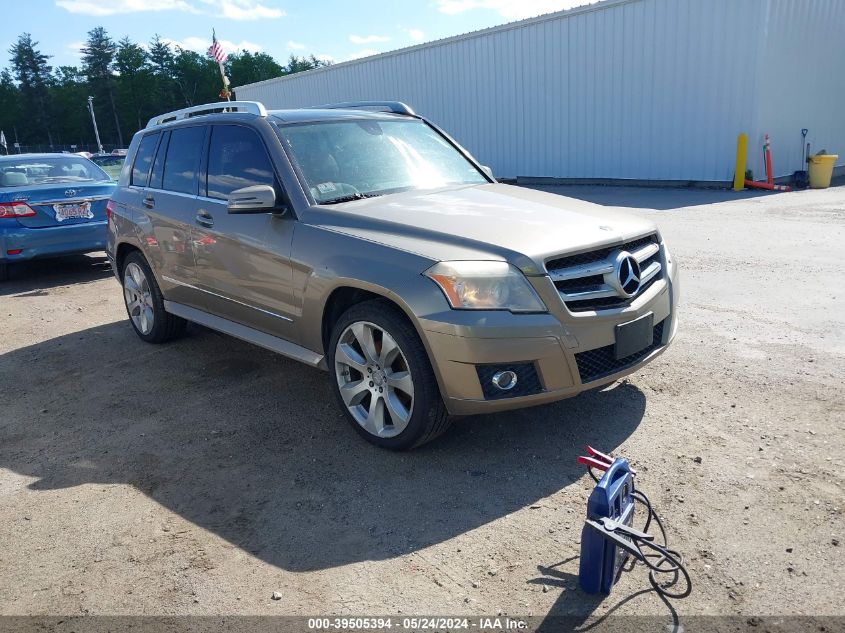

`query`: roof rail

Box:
[309,101,416,116]
[145,101,267,129]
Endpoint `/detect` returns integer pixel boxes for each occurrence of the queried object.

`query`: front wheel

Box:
[328,299,451,450]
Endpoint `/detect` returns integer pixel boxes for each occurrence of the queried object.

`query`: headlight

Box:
[424,261,547,312]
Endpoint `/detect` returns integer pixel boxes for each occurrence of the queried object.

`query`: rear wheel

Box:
[121,252,186,343]
[328,299,451,450]
[0,262,7,282]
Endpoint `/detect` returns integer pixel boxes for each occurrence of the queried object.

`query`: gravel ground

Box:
[0,184,842,626]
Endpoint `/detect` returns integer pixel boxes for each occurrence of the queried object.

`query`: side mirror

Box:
[480,165,494,179]
[227,185,278,214]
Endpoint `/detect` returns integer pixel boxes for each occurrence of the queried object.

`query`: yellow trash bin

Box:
[808,153,838,189]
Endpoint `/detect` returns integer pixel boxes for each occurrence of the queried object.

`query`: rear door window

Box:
[162,126,205,195]
[131,133,159,186]
[206,125,276,200]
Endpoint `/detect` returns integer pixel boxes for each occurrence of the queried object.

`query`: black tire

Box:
[0,262,8,282]
[121,251,186,343]
[328,298,452,450]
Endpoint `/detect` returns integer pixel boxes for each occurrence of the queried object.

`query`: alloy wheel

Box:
[334,321,415,438]
[123,262,155,335]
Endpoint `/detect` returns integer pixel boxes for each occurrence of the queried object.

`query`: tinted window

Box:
[149,131,170,190]
[162,126,205,195]
[206,125,275,200]
[131,133,159,186]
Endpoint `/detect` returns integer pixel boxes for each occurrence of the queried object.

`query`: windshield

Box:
[277,119,488,204]
[90,155,126,180]
[0,156,111,188]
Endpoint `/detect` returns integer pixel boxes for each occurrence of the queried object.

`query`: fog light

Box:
[491,370,518,391]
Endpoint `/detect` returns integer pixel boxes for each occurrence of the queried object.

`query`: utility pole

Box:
[87,96,104,154]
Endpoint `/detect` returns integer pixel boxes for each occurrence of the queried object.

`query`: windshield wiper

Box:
[320,192,381,205]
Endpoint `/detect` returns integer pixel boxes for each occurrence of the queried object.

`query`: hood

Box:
[303,183,658,273]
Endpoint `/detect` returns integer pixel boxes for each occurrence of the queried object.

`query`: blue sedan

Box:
[0,154,117,281]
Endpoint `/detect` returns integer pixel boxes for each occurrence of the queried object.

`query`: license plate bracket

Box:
[614,312,654,360]
[53,202,93,222]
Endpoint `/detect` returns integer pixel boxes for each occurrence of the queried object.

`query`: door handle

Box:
[143,195,155,209]
[195,211,214,227]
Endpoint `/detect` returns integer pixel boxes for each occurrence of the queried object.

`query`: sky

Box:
[3,0,597,72]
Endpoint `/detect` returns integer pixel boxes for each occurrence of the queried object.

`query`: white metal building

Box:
[236,0,845,184]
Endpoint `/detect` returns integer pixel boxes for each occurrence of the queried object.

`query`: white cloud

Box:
[408,29,425,42]
[348,34,390,45]
[55,0,284,20]
[162,36,262,54]
[204,0,284,20]
[66,41,85,57]
[345,49,379,61]
[436,0,596,20]
[56,0,197,16]
[287,40,305,50]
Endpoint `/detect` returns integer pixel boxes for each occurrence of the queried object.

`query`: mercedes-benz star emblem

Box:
[613,251,641,297]
[64,189,77,197]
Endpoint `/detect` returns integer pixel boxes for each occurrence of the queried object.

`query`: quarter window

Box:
[131,133,159,186]
[149,131,170,190]
[206,125,276,200]
[162,126,205,195]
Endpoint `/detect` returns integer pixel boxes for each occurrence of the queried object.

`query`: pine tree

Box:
[116,37,153,131]
[8,33,53,146]
[148,35,178,112]
[81,27,123,147]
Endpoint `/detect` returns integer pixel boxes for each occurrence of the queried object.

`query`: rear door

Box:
[192,123,296,340]
[120,131,160,226]
[138,125,207,309]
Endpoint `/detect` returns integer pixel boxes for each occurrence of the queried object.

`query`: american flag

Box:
[207,31,227,64]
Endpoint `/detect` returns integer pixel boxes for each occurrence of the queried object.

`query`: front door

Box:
[192,124,297,341]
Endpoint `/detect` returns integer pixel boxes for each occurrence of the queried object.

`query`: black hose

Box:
[631,488,692,599]
[586,466,692,599]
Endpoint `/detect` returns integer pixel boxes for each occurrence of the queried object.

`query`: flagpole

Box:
[218,61,230,102]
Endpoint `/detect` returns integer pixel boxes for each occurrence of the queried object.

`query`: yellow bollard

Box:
[733,133,747,191]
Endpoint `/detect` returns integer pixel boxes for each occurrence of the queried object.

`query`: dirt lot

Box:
[1,184,843,625]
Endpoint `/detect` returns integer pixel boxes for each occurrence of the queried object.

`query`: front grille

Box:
[575,319,666,383]
[546,234,664,313]
[546,235,657,271]
[476,362,543,400]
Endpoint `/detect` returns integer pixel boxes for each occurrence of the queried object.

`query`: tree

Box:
[283,54,330,75]
[171,47,218,106]
[0,70,22,152]
[147,35,178,113]
[115,37,153,131]
[81,27,122,146]
[51,66,89,147]
[8,33,53,145]
[228,51,283,87]
[2,29,333,149]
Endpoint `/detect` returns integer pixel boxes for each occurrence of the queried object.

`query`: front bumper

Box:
[0,220,108,263]
[419,256,680,416]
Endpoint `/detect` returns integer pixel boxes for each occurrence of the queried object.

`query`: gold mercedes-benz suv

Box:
[108,100,679,449]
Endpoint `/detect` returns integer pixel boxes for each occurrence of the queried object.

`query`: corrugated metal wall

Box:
[752,0,845,181]
[236,0,844,183]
